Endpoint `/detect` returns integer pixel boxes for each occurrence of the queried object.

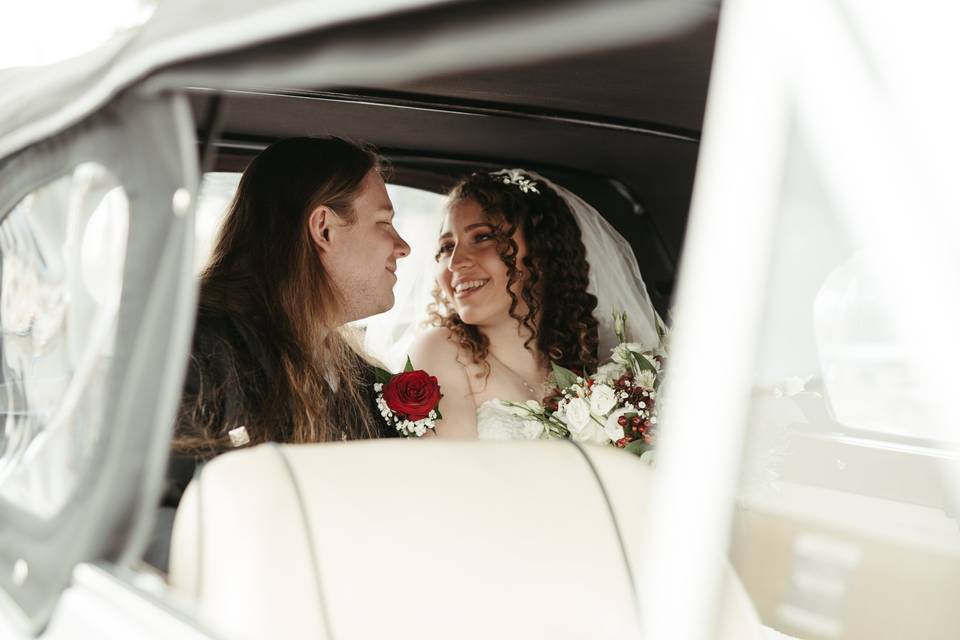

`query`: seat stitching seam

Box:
[567,440,643,626]
[270,443,335,639]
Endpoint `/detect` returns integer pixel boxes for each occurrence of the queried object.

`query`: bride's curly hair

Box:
[430,171,599,378]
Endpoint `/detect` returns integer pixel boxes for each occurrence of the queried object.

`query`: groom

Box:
[147,137,409,569]
[172,137,411,459]
[173,136,410,460]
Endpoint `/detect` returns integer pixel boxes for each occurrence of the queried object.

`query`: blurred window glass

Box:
[0,164,129,518]
[730,133,960,640]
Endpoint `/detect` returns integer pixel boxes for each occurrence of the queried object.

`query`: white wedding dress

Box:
[476,399,545,441]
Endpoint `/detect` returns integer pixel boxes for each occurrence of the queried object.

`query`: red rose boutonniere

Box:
[374,357,443,437]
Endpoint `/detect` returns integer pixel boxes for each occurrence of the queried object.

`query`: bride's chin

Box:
[454,304,487,326]
[455,308,480,325]
[458,306,516,329]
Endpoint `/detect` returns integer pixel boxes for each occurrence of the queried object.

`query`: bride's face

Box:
[435,197,528,327]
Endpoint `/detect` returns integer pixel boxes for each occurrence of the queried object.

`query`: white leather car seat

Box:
[168,439,763,639]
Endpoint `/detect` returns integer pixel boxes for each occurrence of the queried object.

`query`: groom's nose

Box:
[394,232,410,258]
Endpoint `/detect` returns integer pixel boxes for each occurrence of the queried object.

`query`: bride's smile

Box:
[453,278,490,297]
[435,197,528,326]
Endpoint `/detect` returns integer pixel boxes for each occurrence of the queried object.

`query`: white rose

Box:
[589,384,618,416]
[604,408,630,442]
[594,362,627,383]
[562,398,592,433]
[568,418,608,444]
[611,342,644,365]
[583,420,611,445]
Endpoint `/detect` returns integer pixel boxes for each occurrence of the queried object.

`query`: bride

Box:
[403,174,800,640]
[408,169,664,439]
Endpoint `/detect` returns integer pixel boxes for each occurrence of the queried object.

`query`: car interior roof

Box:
[188,18,716,317]
[348,17,716,136]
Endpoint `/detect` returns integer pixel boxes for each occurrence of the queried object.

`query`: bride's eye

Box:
[474,233,495,243]
[435,242,454,260]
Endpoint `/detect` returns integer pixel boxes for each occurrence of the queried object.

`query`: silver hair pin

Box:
[491,169,539,194]
[228,425,251,447]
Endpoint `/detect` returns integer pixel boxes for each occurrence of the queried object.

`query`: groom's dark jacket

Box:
[144,310,396,570]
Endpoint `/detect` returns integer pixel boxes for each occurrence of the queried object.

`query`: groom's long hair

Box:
[174,137,382,457]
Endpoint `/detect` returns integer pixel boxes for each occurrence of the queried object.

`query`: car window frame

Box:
[0,91,199,633]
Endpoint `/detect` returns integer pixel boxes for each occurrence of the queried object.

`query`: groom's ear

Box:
[308,205,335,252]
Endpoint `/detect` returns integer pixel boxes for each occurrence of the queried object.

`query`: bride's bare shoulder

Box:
[409,327,483,385]
[409,327,479,402]
[411,326,455,347]
[408,327,461,371]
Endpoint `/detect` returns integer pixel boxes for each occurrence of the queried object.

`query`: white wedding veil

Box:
[363,170,666,370]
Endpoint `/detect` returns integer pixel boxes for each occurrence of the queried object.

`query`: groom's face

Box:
[319,171,410,323]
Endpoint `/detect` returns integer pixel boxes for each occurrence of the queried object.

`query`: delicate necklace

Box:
[487,351,545,398]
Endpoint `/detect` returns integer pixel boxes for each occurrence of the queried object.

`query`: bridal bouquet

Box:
[373,357,442,437]
[504,310,664,456]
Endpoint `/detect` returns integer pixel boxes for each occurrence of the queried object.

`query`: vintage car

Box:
[1,0,958,639]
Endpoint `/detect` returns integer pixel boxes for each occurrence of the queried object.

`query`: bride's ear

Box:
[308,205,334,252]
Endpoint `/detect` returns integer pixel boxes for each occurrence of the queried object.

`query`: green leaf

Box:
[373,366,394,385]
[404,356,415,372]
[629,351,657,377]
[544,416,570,439]
[624,440,652,457]
[549,362,579,390]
